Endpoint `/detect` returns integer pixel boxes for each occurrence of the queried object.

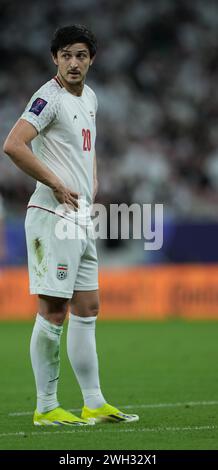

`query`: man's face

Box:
[53,43,93,85]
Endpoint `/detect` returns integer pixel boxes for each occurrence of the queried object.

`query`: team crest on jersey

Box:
[29,98,48,116]
[57,263,68,280]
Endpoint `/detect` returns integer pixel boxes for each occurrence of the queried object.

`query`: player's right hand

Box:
[52,184,80,211]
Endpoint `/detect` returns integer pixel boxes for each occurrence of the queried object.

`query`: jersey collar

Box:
[54,75,64,88]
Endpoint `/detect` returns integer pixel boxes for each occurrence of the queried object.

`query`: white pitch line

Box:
[8,400,218,417]
[0,425,217,439]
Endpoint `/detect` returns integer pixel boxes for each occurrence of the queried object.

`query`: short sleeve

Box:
[21,84,60,133]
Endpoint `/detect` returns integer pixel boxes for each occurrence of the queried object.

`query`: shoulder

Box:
[84,84,97,101]
[84,84,98,112]
[31,78,63,106]
[21,78,63,132]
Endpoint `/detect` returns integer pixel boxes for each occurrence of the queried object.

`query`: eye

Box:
[77,53,87,59]
[63,54,71,59]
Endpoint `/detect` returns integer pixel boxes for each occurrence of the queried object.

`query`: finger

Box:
[65,203,78,212]
[69,191,80,199]
[63,202,78,212]
[68,196,79,208]
[66,199,79,211]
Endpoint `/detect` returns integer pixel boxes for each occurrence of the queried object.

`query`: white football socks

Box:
[30,313,63,413]
[67,313,106,409]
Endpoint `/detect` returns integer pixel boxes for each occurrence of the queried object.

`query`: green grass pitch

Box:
[0,319,218,450]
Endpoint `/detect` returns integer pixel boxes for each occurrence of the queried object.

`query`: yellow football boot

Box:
[34,406,95,426]
[81,403,139,424]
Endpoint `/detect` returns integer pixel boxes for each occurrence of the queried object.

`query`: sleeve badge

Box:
[29,97,48,116]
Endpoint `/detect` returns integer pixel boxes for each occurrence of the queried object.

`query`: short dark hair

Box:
[51,24,97,58]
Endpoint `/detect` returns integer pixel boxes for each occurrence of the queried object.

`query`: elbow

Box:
[3,137,17,157]
[3,138,11,155]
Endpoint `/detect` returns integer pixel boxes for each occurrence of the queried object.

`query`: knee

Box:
[43,311,67,326]
[84,300,99,317]
[88,302,99,317]
[74,301,99,318]
[39,295,70,325]
[49,312,67,326]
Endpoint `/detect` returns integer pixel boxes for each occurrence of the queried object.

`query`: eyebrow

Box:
[60,49,89,54]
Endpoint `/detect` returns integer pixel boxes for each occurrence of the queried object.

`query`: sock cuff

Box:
[36,313,63,336]
[69,313,97,326]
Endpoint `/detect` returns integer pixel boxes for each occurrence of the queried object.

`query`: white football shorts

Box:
[25,207,98,298]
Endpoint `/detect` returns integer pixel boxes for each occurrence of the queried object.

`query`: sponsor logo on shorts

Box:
[57,263,68,280]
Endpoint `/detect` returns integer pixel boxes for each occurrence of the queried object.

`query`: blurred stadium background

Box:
[1,0,218,450]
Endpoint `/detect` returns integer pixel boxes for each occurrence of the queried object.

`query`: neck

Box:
[57,72,84,96]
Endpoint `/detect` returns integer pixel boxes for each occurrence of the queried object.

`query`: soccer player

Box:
[3,25,139,426]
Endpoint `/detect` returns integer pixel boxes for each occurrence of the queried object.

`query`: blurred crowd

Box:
[1,0,218,219]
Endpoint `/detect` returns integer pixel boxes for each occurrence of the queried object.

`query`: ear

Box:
[90,55,96,66]
[52,54,58,66]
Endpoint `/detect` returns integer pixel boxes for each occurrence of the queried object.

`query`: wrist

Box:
[49,177,62,191]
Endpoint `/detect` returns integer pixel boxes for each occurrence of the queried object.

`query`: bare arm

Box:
[3,119,79,209]
[93,151,98,202]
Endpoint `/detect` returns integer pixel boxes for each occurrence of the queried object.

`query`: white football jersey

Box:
[21,77,97,223]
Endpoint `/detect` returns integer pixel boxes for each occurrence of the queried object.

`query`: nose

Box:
[69,57,79,69]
